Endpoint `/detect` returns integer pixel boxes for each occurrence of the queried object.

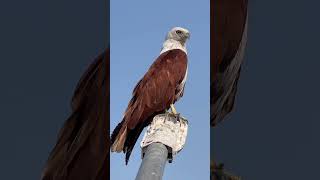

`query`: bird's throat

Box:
[160,39,187,55]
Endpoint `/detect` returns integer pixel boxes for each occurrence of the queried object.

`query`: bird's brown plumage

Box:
[111,49,188,164]
[41,49,109,180]
[211,0,248,126]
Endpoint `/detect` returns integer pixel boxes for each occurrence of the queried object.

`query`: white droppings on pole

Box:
[136,113,189,180]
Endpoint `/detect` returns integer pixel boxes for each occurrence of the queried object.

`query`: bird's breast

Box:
[175,65,188,99]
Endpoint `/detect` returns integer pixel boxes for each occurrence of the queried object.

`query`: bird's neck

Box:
[160,39,187,55]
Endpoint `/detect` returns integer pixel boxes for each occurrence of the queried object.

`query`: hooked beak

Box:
[185,32,190,39]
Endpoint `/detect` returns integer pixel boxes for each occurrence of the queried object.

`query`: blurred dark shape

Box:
[211,0,248,126]
[211,161,241,180]
[211,0,248,179]
[41,49,110,180]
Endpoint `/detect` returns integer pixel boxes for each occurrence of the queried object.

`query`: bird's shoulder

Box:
[132,49,187,94]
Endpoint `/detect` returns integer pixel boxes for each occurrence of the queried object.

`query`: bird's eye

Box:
[176,30,182,34]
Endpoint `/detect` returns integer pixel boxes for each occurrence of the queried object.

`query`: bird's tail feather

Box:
[110,120,127,152]
[124,124,145,164]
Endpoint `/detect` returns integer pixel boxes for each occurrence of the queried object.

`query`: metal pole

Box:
[135,142,168,180]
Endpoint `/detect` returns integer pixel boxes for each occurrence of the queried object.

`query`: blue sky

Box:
[110,0,210,179]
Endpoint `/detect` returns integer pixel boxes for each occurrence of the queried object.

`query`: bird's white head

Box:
[166,27,190,44]
[160,27,190,55]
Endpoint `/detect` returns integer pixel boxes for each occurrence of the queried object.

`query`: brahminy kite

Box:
[111,27,190,164]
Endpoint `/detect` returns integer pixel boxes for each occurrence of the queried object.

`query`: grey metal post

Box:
[135,143,168,180]
[136,113,188,180]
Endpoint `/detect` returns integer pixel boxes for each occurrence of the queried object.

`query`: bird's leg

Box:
[170,104,178,115]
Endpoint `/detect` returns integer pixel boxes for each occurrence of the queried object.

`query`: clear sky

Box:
[110,0,210,179]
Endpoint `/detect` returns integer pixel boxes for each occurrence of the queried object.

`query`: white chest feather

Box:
[160,39,187,55]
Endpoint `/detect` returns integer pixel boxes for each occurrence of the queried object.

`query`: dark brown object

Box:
[211,0,248,126]
[111,49,188,164]
[211,161,241,180]
[41,49,110,180]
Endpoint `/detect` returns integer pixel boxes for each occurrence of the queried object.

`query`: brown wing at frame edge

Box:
[211,0,248,126]
[41,48,110,180]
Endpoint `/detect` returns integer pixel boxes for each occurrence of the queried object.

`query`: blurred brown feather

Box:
[41,49,109,180]
[211,0,248,126]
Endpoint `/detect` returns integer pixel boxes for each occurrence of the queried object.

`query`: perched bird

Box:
[111,27,190,164]
[211,0,248,126]
[41,49,110,180]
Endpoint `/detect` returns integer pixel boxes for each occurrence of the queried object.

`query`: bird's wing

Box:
[211,0,248,126]
[41,49,109,180]
[125,49,188,129]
